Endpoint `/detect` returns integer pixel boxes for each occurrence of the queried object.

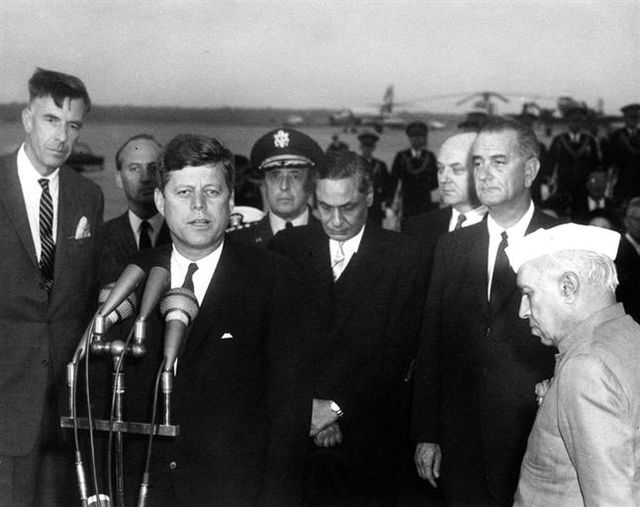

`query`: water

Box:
[1,119,553,220]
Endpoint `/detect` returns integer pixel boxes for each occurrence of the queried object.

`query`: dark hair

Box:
[157,134,234,191]
[314,150,372,194]
[115,134,162,171]
[28,67,91,112]
[478,116,540,160]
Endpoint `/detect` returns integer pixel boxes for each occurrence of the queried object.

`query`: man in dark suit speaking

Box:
[146,134,310,506]
[411,117,557,506]
[271,150,425,506]
[0,68,104,505]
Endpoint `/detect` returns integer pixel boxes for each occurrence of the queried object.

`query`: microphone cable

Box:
[137,358,165,507]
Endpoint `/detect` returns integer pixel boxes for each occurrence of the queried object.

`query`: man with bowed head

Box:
[507,223,640,506]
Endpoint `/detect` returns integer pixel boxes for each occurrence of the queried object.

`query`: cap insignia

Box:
[273,130,290,149]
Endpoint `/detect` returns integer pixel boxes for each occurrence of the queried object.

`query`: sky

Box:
[1,0,638,115]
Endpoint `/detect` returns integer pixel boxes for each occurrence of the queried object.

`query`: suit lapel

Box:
[53,167,80,284]
[181,241,240,362]
[331,225,380,333]
[0,153,39,269]
[467,223,491,319]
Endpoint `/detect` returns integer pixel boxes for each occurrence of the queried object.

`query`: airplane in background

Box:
[329,85,446,132]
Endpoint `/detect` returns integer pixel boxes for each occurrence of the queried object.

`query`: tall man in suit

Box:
[0,68,104,505]
[271,150,425,506]
[230,128,324,246]
[357,130,394,226]
[606,103,640,202]
[411,117,557,506]
[146,134,310,506]
[404,132,487,275]
[98,134,171,286]
[507,224,640,506]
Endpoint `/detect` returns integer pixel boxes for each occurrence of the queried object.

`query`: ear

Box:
[560,271,579,302]
[22,107,33,134]
[228,190,235,214]
[365,187,374,208]
[115,171,123,190]
[154,188,165,217]
[523,157,540,189]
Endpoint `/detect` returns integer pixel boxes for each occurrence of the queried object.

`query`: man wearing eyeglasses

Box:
[231,128,325,246]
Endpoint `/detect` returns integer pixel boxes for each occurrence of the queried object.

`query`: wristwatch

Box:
[329,400,344,418]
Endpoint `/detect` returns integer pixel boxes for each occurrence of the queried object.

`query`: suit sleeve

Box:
[557,354,638,507]
[411,235,448,443]
[260,256,312,506]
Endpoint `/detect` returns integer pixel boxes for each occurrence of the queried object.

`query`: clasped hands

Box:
[309,398,343,448]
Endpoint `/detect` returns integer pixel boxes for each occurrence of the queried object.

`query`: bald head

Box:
[437,133,479,212]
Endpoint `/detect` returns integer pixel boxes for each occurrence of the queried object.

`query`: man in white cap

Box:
[508,223,640,506]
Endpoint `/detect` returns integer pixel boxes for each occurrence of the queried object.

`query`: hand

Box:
[414,442,441,488]
[309,398,338,437]
[313,422,343,448]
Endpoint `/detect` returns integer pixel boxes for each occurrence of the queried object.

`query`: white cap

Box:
[505,223,621,273]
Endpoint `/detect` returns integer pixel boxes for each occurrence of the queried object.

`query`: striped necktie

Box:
[38,178,55,293]
[332,242,346,281]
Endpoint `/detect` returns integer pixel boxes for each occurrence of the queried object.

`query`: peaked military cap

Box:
[250,128,326,173]
[621,103,640,117]
[357,129,380,144]
[405,121,428,137]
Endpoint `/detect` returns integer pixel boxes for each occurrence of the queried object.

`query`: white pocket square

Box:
[74,216,91,239]
[221,332,234,340]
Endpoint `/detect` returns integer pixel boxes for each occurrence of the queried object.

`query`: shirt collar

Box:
[269,208,309,234]
[170,241,224,305]
[330,223,366,260]
[450,205,488,231]
[17,143,60,187]
[486,200,534,241]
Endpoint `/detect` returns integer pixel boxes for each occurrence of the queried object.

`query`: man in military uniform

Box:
[548,107,601,213]
[358,129,394,225]
[230,128,324,247]
[390,121,438,223]
[606,103,640,203]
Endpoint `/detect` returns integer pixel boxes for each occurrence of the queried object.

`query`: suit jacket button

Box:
[485,327,491,338]
[169,461,177,470]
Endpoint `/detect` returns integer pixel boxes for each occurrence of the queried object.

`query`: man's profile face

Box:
[517,258,566,347]
[263,168,310,220]
[472,130,535,210]
[316,176,372,241]
[117,138,162,209]
[155,164,233,260]
[22,95,86,176]
[437,136,475,208]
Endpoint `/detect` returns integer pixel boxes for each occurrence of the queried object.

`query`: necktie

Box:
[455,213,467,231]
[182,263,199,293]
[489,231,510,313]
[38,179,55,293]
[139,220,152,250]
[285,221,293,230]
[332,242,346,281]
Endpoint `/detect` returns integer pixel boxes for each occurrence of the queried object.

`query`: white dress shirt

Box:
[128,210,164,248]
[448,205,488,232]
[269,208,309,235]
[329,225,365,280]
[170,242,224,305]
[486,201,535,300]
[17,143,60,262]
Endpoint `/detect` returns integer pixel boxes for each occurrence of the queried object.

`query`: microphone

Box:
[159,288,199,371]
[93,264,146,336]
[134,266,171,343]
